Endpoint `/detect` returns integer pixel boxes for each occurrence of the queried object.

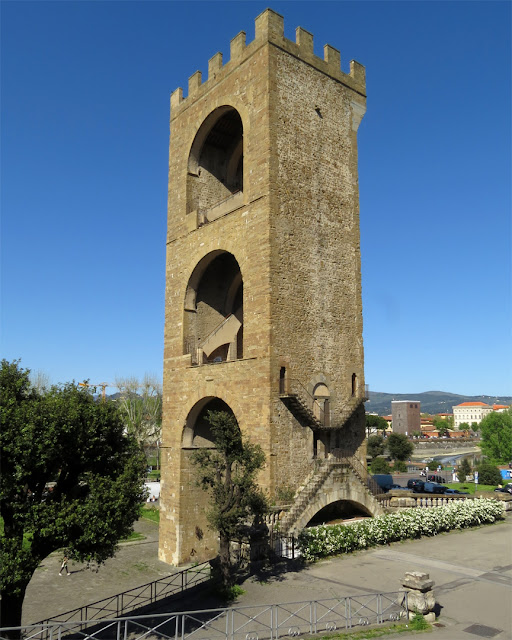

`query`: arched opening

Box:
[306,500,372,527]
[313,383,330,427]
[182,397,237,448]
[183,251,243,365]
[187,107,243,222]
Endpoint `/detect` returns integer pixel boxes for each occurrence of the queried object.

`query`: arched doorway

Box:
[179,397,240,564]
[187,106,244,221]
[183,251,243,364]
[313,383,330,427]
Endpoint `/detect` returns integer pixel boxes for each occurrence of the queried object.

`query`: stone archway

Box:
[178,397,240,564]
[287,467,385,535]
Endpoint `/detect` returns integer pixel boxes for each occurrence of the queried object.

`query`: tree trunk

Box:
[219,533,233,587]
[0,587,27,639]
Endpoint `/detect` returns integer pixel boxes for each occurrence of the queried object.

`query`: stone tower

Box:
[159,9,372,566]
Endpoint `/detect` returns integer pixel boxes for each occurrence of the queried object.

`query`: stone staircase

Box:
[279,380,368,430]
[278,461,334,532]
[278,390,324,429]
[278,452,384,534]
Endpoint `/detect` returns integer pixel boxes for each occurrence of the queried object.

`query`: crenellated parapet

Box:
[170,8,365,117]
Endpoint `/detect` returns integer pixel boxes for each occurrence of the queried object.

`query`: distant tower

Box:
[391,401,421,435]
[159,9,378,566]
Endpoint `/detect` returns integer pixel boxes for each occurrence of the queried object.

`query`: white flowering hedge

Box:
[297,499,504,562]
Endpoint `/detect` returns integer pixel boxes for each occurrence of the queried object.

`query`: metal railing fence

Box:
[33,562,211,629]
[1,592,408,640]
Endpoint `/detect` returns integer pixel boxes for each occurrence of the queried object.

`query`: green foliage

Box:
[220,584,245,602]
[457,458,472,482]
[410,613,429,630]
[478,410,512,464]
[370,457,390,474]
[459,422,470,431]
[393,460,407,473]
[367,435,385,460]
[298,499,504,561]
[140,506,160,523]
[191,410,268,587]
[275,485,295,503]
[432,415,453,434]
[475,463,502,486]
[115,375,162,447]
[0,360,147,629]
[386,433,414,461]
[444,483,496,494]
[365,415,388,437]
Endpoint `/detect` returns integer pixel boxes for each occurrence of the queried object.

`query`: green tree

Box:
[191,410,268,588]
[386,433,414,461]
[0,360,146,633]
[476,463,502,486]
[115,375,162,452]
[370,457,390,474]
[478,410,512,464]
[459,422,470,432]
[457,458,472,482]
[432,416,449,436]
[393,460,408,472]
[367,435,385,459]
[365,414,388,438]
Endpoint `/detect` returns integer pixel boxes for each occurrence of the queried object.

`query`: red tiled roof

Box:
[493,405,510,410]
[456,402,490,407]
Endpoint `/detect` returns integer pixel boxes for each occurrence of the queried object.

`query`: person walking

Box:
[59,555,70,576]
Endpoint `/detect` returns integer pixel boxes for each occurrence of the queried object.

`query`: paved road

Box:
[23,515,512,640]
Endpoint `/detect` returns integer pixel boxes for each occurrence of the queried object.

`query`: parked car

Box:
[372,474,394,492]
[422,482,448,494]
[389,484,412,491]
[407,479,425,491]
[444,488,470,495]
[427,474,446,483]
[494,484,512,494]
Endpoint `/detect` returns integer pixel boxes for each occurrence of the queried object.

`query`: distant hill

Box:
[365,391,512,416]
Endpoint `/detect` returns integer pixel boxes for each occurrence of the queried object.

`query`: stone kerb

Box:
[170,9,366,116]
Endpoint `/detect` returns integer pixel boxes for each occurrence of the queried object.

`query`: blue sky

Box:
[1,1,510,396]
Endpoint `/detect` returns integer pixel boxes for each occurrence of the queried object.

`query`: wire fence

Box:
[32,562,211,629]
[1,592,408,640]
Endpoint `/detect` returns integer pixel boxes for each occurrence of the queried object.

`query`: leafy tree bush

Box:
[298,499,504,561]
[0,360,147,633]
[393,460,408,473]
[192,410,268,588]
[476,463,502,486]
[478,410,512,464]
[367,435,385,459]
[370,457,390,474]
[386,433,414,461]
[365,414,388,437]
[457,458,472,482]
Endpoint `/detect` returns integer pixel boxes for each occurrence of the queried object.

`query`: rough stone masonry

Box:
[159,9,370,566]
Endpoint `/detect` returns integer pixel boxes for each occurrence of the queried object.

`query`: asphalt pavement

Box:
[23,514,512,640]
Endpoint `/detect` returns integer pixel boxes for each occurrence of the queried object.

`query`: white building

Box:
[453,402,493,429]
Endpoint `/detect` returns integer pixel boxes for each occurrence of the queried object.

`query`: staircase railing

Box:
[198,314,234,350]
[280,378,325,425]
[331,448,384,496]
